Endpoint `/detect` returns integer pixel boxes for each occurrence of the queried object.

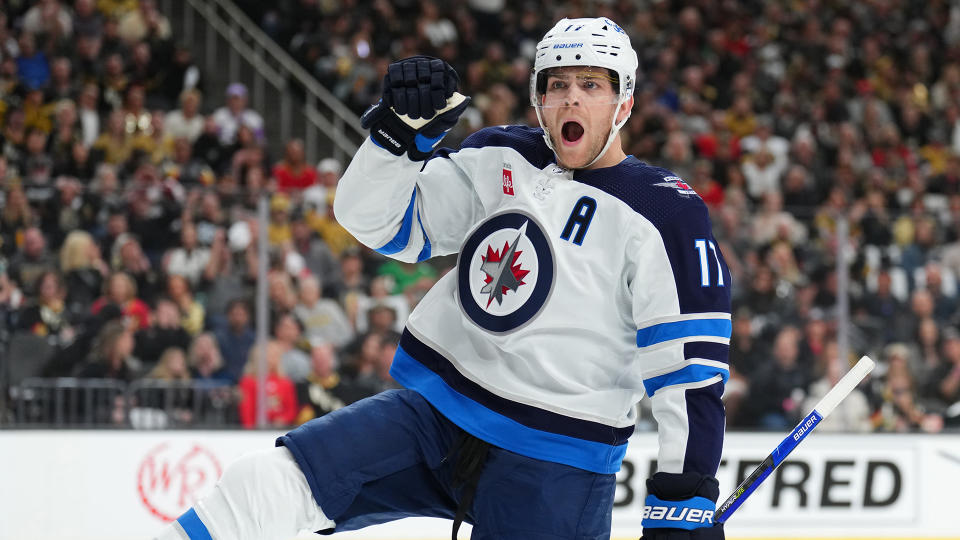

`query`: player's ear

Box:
[616,95,634,124]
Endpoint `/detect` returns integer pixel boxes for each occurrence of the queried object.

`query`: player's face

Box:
[538,67,627,169]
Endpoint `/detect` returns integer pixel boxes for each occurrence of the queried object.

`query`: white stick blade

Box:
[813,355,875,417]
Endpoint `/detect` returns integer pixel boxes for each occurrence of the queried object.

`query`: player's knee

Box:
[216,447,303,509]
[218,447,286,489]
[228,446,302,487]
[201,446,334,538]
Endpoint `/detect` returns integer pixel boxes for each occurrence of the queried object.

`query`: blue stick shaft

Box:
[714,410,823,523]
[713,356,874,525]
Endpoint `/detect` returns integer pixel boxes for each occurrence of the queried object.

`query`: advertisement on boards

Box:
[0,431,958,540]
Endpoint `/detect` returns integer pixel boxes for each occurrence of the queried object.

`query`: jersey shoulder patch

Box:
[573,158,707,229]
[649,174,699,198]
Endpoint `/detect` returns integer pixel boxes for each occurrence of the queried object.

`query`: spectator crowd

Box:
[2,0,960,433]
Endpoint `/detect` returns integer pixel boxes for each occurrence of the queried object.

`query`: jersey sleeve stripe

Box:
[639,312,731,327]
[175,508,213,540]
[643,363,729,397]
[636,318,732,348]
[683,342,729,363]
[642,359,729,380]
[415,209,432,262]
[374,190,417,255]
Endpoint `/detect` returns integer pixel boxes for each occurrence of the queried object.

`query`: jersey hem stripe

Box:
[391,346,626,474]
[396,330,634,445]
[406,325,635,428]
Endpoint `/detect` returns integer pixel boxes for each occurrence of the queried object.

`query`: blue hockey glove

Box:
[639,472,724,540]
[360,55,471,160]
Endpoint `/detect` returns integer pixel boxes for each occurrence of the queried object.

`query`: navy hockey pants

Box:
[278,389,616,539]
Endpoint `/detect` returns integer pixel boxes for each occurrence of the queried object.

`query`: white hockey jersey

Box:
[334,126,731,476]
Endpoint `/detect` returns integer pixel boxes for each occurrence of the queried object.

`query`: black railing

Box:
[3,378,241,428]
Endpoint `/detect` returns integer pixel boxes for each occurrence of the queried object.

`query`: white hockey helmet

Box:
[530,17,639,167]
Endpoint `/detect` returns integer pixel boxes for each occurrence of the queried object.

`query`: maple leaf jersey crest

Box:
[457,212,555,333]
[653,176,698,197]
[479,223,530,307]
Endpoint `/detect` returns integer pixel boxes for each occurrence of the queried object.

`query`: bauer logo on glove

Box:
[361,56,471,161]
[642,496,715,529]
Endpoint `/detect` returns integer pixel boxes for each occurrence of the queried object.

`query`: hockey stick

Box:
[714,355,876,523]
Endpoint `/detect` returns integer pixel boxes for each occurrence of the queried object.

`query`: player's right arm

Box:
[334,56,479,263]
[629,193,730,540]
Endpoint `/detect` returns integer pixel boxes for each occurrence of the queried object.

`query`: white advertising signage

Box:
[616,433,922,535]
[0,431,957,540]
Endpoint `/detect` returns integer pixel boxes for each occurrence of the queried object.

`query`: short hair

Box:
[179,88,201,104]
[226,297,251,315]
[379,330,401,348]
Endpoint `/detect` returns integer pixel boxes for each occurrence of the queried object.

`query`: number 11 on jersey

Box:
[694,239,724,287]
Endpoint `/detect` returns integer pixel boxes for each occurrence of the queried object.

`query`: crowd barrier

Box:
[4,378,240,428]
[1,430,958,539]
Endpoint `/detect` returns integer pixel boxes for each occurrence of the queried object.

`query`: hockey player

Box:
[156,17,729,540]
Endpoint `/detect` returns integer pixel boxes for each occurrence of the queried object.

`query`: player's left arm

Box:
[630,201,731,540]
[334,56,477,264]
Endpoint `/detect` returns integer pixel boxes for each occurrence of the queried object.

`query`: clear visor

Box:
[531,67,620,108]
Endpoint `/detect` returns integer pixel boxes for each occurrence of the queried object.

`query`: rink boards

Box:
[0,430,959,539]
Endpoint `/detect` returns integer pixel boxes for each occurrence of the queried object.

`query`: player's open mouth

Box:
[561,121,584,145]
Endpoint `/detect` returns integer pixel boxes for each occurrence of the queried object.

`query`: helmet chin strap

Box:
[583,97,630,168]
[535,105,556,154]
[536,98,631,170]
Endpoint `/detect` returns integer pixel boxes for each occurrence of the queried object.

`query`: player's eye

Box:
[549,79,567,90]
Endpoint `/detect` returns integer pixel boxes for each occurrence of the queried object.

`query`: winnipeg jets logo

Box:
[458,212,555,333]
[653,176,698,197]
[480,221,530,307]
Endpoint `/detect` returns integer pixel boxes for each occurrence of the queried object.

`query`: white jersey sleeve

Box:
[334,137,486,263]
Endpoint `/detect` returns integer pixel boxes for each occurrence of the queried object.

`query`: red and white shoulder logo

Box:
[502,164,515,196]
[137,441,223,522]
[653,176,698,197]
